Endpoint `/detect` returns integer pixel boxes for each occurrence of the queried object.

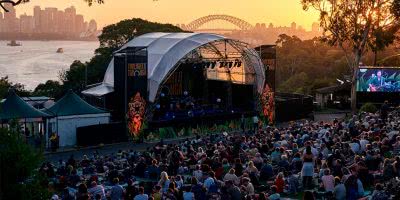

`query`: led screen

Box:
[357,68,400,92]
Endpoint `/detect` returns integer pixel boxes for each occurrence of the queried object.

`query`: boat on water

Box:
[56,48,64,53]
[7,40,22,46]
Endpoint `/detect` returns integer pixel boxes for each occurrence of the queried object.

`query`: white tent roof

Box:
[83,32,265,102]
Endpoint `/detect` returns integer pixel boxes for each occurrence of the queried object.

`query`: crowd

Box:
[41,106,400,200]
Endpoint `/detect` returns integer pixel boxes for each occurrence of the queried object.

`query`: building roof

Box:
[83,32,265,102]
[0,90,50,120]
[22,96,53,102]
[44,90,107,117]
[315,82,351,94]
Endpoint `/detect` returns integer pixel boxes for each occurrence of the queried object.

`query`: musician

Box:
[368,70,386,92]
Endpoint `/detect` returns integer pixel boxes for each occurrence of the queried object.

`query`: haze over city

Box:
[15,0,320,29]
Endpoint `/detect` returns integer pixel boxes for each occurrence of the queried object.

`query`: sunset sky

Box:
[15,0,320,30]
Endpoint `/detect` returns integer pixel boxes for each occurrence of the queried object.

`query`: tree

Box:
[99,18,184,50]
[33,80,63,99]
[302,0,400,112]
[0,0,103,12]
[0,76,30,99]
[59,60,87,91]
[0,128,49,199]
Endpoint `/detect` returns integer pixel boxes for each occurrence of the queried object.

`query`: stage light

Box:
[233,59,240,67]
[219,61,225,68]
[228,62,233,68]
[199,62,204,69]
[211,62,216,69]
[237,61,242,67]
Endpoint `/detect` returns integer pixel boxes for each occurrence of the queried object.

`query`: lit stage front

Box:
[83,32,272,140]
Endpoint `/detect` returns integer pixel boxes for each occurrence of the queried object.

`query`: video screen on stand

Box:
[357,68,400,92]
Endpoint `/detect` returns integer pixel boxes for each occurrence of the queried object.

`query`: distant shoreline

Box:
[0,33,98,41]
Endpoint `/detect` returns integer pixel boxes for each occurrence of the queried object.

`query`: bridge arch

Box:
[184,15,254,31]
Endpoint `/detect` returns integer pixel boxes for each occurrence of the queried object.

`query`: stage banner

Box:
[126,56,148,138]
[255,45,276,124]
[114,49,148,139]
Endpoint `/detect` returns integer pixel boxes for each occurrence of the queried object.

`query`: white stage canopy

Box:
[83,32,265,102]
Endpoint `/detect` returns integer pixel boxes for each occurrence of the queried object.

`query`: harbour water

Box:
[0,40,99,90]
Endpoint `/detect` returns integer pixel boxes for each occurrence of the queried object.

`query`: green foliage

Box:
[99,18,184,50]
[0,128,49,200]
[59,60,88,91]
[278,72,309,94]
[158,127,177,139]
[33,80,63,98]
[275,34,347,95]
[360,102,378,113]
[0,76,30,99]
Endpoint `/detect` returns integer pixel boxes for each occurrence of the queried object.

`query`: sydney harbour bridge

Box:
[179,14,255,32]
[178,14,319,46]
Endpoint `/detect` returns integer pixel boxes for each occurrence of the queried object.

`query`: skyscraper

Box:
[64,6,76,33]
[75,14,85,34]
[33,6,41,32]
[312,22,320,33]
[45,7,58,33]
[290,22,297,31]
[4,3,18,32]
[0,12,4,32]
[20,13,34,33]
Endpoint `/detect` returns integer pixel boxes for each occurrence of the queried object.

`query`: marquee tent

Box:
[45,90,110,147]
[0,90,50,120]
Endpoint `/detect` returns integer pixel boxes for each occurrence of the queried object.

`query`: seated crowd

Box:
[41,109,400,200]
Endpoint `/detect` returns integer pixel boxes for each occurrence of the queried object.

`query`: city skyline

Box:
[0,4,98,39]
[14,0,320,30]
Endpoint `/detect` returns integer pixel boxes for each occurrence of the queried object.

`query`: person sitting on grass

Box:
[268,185,280,200]
[134,187,149,200]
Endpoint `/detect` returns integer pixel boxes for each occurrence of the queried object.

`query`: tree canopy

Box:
[0,76,29,99]
[0,128,49,200]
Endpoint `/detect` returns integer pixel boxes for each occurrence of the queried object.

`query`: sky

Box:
[15,0,320,30]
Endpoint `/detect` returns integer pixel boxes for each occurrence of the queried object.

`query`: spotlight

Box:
[228,62,233,68]
[224,62,229,67]
[219,61,225,68]
[211,62,216,69]
[234,59,240,67]
[237,61,242,67]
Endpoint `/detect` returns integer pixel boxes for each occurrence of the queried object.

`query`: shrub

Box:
[360,102,378,113]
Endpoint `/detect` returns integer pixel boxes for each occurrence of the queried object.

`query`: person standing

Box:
[240,114,246,133]
[110,178,124,200]
[88,181,105,200]
[301,146,315,190]
[252,115,259,134]
[380,100,389,122]
[134,187,149,200]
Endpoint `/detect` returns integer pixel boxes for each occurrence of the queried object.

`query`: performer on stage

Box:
[368,70,386,92]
